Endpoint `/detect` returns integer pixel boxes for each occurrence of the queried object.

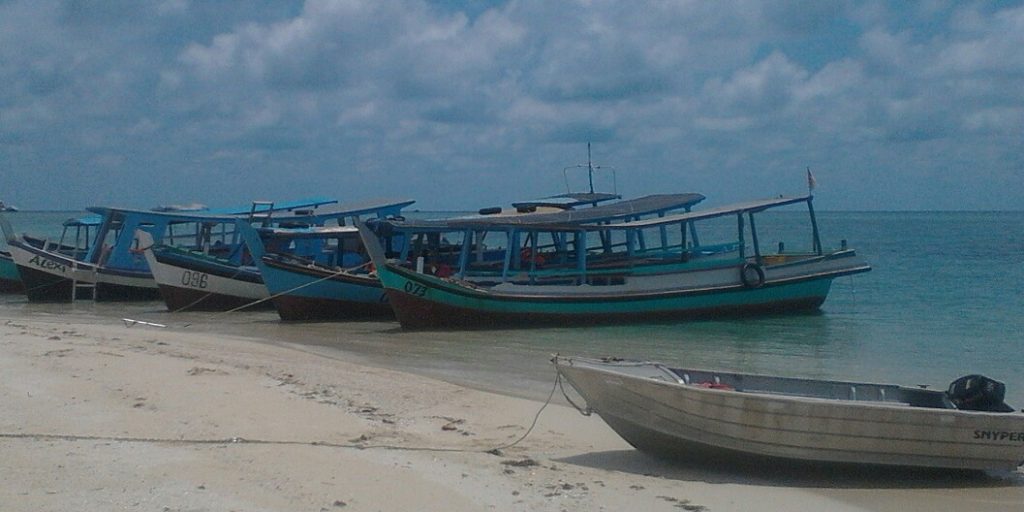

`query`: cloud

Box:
[704,51,809,114]
[0,0,1021,210]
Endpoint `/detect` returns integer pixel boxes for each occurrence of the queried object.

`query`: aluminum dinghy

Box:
[553,356,1024,471]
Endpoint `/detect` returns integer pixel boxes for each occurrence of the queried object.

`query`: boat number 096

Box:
[403,281,427,297]
[181,270,209,289]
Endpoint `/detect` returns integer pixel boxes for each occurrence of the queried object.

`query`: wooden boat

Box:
[4,198,337,302]
[137,229,270,311]
[0,213,101,298]
[0,251,20,292]
[358,194,869,329]
[143,199,413,313]
[553,356,1024,471]
[243,190,639,321]
[240,224,393,320]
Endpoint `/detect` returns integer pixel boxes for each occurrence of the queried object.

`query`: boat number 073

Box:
[403,280,427,297]
[181,270,209,289]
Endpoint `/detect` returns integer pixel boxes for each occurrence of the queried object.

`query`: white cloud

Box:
[0,0,1021,210]
[705,52,809,114]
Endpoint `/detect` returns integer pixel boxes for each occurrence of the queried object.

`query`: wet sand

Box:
[1,311,1022,511]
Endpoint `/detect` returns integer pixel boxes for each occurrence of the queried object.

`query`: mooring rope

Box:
[556,367,592,416]
[121,256,375,329]
[0,367,565,456]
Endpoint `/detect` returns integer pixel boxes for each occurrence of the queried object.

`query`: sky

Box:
[1,0,1022,211]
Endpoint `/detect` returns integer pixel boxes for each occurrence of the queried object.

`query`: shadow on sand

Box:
[555,449,1024,490]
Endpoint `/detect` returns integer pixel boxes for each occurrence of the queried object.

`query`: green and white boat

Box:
[358,194,870,329]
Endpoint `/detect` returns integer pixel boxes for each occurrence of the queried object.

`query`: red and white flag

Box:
[806,167,817,192]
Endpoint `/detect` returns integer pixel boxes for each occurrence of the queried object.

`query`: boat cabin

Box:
[85,197,339,273]
[369,193,709,283]
[373,195,834,287]
[152,198,415,270]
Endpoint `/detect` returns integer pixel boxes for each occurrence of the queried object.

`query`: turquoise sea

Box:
[2,210,1023,405]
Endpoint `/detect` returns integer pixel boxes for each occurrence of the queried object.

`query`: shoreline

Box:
[1,313,1022,511]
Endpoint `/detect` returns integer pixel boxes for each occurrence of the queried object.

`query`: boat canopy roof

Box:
[594,195,812,230]
[385,195,811,235]
[255,225,359,239]
[85,198,412,225]
[510,192,621,210]
[86,196,338,220]
[378,193,705,232]
[286,198,414,220]
[62,215,103,227]
[197,197,338,216]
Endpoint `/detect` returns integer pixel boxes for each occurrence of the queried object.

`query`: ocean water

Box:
[1,210,1022,406]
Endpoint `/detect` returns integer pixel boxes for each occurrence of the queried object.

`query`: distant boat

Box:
[358,193,869,329]
[0,201,18,212]
[554,356,1024,471]
[151,202,208,212]
[141,198,414,313]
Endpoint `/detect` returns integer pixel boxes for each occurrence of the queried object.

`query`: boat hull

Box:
[94,268,161,301]
[271,293,392,321]
[155,283,271,311]
[385,283,826,329]
[556,359,1024,471]
[375,253,866,329]
[145,248,270,311]
[0,251,23,292]
[258,257,392,321]
[7,242,95,302]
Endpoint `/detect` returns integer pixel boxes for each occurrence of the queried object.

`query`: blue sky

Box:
[1,0,1021,210]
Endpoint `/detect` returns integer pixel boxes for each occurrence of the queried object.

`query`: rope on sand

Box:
[0,367,564,456]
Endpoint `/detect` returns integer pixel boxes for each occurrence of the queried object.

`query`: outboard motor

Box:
[947,375,1015,412]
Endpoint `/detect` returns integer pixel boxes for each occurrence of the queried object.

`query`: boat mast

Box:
[587,142,595,194]
[807,196,822,255]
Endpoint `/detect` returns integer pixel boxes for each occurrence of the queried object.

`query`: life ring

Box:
[739,262,765,289]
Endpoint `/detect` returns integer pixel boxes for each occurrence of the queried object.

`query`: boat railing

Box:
[454,254,746,285]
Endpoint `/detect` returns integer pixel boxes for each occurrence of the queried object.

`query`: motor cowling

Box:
[947,374,1015,412]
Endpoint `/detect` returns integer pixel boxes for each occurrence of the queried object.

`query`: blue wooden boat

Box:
[4,198,337,302]
[239,224,395,320]
[358,194,870,329]
[143,199,413,312]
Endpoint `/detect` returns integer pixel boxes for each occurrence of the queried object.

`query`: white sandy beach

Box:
[1,315,1022,512]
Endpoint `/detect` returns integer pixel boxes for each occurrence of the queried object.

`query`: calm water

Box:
[2,210,1022,405]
